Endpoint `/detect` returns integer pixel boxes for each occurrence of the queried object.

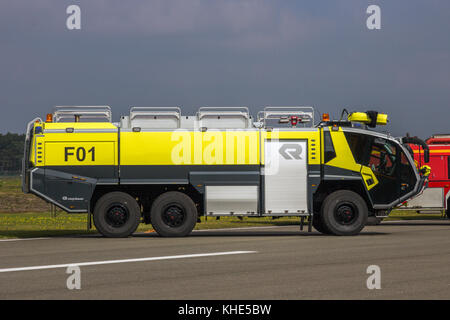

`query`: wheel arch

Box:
[313,180,374,216]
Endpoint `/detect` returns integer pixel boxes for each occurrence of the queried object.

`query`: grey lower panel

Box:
[41,165,117,180]
[206,185,258,215]
[30,168,95,213]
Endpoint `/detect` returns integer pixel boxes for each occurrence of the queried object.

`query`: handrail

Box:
[129,107,181,128]
[53,106,112,122]
[22,117,42,193]
[196,107,250,128]
[197,107,250,119]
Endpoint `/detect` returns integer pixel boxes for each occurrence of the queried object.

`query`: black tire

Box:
[321,190,368,236]
[312,213,331,234]
[150,191,197,237]
[93,192,141,238]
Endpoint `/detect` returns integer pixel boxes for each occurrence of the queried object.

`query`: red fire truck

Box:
[401,134,450,218]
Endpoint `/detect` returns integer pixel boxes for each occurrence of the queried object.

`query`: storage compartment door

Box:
[263,139,308,214]
[403,188,444,209]
[206,186,258,215]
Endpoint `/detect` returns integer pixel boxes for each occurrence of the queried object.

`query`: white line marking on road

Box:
[0,251,257,273]
[0,237,51,242]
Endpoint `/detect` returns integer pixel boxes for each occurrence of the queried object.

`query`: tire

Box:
[321,190,368,236]
[150,191,197,237]
[93,192,141,238]
[312,213,331,234]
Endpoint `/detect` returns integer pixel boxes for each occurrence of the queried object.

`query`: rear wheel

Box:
[93,192,141,238]
[321,190,368,236]
[150,191,197,237]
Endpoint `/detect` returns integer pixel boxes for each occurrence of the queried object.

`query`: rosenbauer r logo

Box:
[279,144,303,160]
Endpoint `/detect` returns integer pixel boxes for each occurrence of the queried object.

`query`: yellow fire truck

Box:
[22,106,430,237]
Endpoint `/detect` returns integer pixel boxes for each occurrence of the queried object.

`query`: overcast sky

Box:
[1,0,449,139]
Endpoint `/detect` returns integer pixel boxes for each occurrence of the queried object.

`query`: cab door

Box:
[367,137,417,205]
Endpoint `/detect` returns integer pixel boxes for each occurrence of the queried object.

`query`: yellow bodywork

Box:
[34,122,323,167]
[121,129,321,166]
[31,122,376,190]
[31,122,118,167]
[120,130,260,165]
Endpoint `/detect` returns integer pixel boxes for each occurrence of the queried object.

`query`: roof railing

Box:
[129,107,182,129]
[53,106,112,122]
[196,107,251,129]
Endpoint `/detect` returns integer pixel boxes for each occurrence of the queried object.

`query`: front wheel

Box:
[93,192,141,238]
[312,213,331,234]
[321,190,368,236]
[150,191,198,237]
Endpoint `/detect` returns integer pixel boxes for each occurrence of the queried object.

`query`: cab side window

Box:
[368,138,397,176]
[344,132,373,166]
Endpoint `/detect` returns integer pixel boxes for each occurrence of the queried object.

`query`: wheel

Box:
[93,192,141,238]
[150,191,198,237]
[312,213,331,234]
[321,190,368,236]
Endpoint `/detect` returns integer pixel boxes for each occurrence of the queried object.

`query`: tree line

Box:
[0,133,25,175]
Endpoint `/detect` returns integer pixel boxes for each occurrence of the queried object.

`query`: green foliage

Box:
[0,133,25,174]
